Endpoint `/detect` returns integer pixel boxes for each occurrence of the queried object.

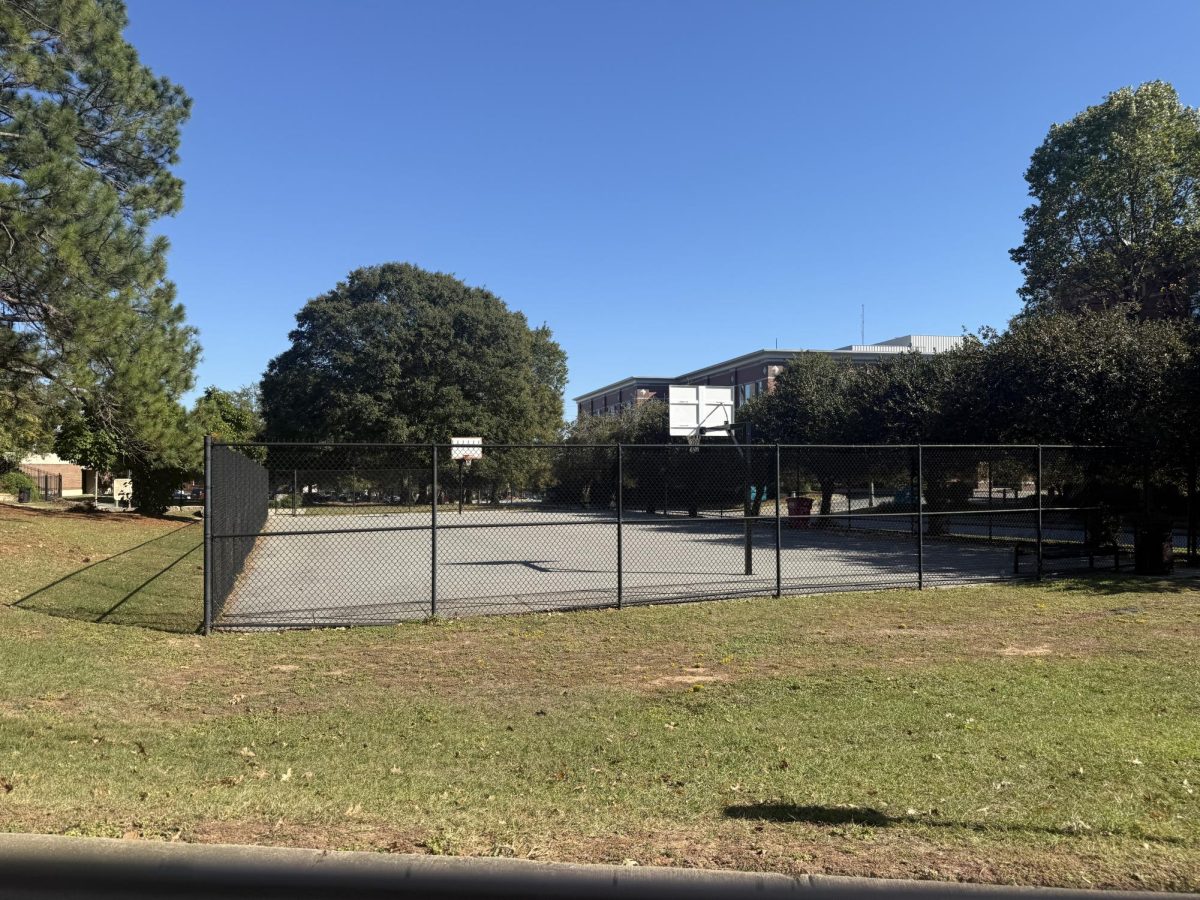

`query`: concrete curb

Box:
[0,833,1194,899]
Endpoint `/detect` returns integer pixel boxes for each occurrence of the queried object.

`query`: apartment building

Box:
[574,335,962,417]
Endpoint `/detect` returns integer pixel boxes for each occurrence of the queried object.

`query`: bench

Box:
[1013,542,1121,574]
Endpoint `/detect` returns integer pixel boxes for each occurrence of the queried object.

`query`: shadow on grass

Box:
[12,523,203,634]
[1041,572,1200,597]
[724,803,1186,844]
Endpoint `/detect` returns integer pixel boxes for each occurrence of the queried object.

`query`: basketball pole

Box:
[458,458,465,515]
[699,419,753,577]
[724,421,753,577]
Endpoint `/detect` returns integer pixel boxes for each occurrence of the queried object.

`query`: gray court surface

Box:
[215,507,1102,629]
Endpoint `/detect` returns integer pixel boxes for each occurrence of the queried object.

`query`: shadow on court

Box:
[12,523,203,633]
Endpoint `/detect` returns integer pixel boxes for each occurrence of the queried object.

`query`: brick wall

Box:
[26,463,83,494]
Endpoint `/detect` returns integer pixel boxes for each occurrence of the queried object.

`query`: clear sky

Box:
[125,0,1200,413]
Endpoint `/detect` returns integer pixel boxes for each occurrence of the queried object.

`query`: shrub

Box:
[0,470,40,500]
[130,466,189,516]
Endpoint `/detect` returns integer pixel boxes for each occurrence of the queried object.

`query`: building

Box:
[574,335,963,418]
[17,453,97,498]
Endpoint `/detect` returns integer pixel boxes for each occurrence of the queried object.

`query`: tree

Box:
[951,310,1196,524]
[961,311,1190,456]
[261,263,566,444]
[843,347,972,444]
[54,410,120,478]
[739,352,854,445]
[529,325,568,443]
[1012,82,1200,320]
[192,385,263,443]
[740,353,857,515]
[553,401,669,511]
[0,0,198,459]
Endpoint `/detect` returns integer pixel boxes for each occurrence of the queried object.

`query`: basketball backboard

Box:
[450,437,483,461]
[668,385,734,438]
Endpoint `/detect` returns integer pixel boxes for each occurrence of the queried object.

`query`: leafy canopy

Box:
[738,352,855,444]
[261,263,567,444]
[954,311,1194,471]
[0,0,197,457]
[192,385,263,444]
[1012,81,1200,320]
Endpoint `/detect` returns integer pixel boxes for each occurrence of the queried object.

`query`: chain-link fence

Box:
[203,441,1137,631]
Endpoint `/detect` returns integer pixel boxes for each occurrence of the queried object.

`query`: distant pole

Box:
[987,455,993,543]
[916,444,924,590]
[203,435,213,635]
[458,458,465,515]
[774,444,782,598]
[663,459,669,518]
[744,423,753,577]
[1188,452,1197,566]
[431,444,438,618]
[1036,445,1043,581]
[617,443,624,610]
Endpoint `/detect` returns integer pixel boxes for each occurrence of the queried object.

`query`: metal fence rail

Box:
[14,464,63,501]
[203,442,1133,632]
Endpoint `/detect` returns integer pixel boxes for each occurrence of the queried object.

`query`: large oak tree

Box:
[261,263,567,444]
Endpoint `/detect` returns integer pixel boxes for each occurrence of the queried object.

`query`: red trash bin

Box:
[786,495,814,527]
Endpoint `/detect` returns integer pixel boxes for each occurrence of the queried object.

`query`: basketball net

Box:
[687,429,701,453]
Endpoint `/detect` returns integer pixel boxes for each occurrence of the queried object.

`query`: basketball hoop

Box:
[668,385,734,453]
[450,437,483,515]
[450,437,483,463]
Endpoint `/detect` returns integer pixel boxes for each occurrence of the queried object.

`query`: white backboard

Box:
[668,385,735,437]
[450,437,483,461]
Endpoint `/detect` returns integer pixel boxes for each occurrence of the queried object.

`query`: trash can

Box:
[786,495,814,528]
[17,487,31,503]
[1134,519,1174,575]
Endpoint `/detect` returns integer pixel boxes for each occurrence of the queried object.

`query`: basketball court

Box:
[215,504,1093,628]
[208,392,1108,630]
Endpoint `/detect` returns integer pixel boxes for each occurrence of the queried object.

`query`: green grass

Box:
[1,503,1198,889]
[1,504,202,632]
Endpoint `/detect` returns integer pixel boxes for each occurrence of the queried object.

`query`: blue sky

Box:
[126,0,1200,413]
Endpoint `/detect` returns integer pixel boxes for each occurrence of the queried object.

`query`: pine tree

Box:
[0,0,197,459]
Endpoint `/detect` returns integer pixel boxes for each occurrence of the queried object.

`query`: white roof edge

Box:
[576,336,963,404]
[572,376,674,403]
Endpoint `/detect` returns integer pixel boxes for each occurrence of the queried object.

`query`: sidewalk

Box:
[0,833,1194,899]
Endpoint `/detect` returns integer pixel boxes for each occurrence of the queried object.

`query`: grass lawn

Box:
[1,503,1198,890]
[1,504,202,632]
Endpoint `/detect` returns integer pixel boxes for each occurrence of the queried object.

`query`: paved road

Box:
[215,508,1103,628]
[8,832,1191,899]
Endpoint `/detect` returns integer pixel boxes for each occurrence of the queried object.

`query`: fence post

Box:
[774,443,782,598]
[431,443,438,618]
[292,469,298,517]
[663,458,669,518]
[744,424,753,577]
[1188,452,1197,566]
[1036,445,1043,580]
[987,455,994,544]
[202,435,213,635]
[916,444,924,590]
[616,443,623,610]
